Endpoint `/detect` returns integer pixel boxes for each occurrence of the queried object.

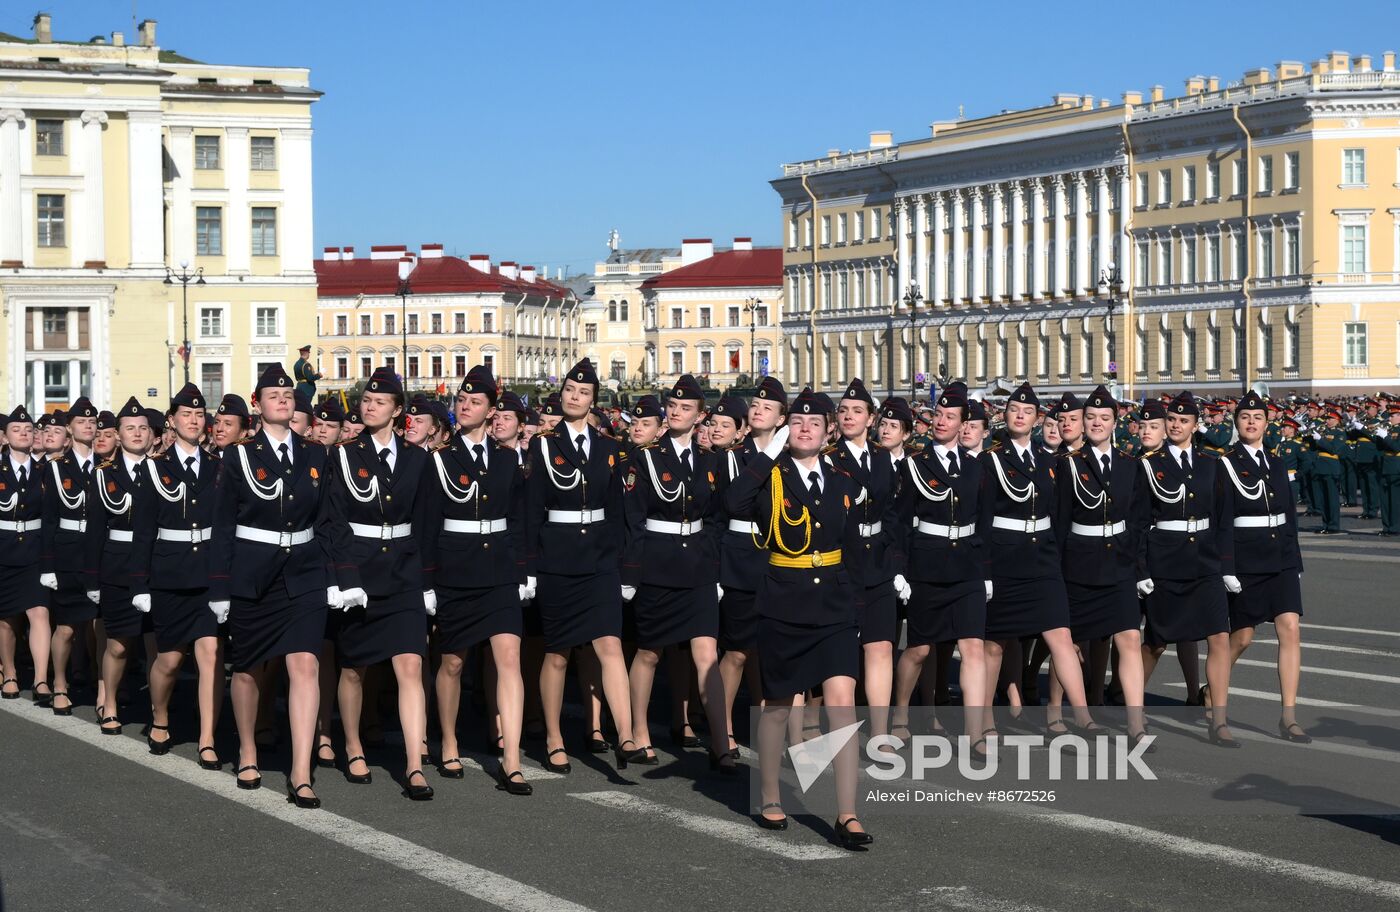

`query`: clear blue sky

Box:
[20,1,1400,277]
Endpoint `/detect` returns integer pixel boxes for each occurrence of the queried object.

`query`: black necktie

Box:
[472,443,486,474]
[681,448,692,477]
[17,465,26,486]
[1022,448,1034,472]
[1180,450,1190,471]
[576,434,587,465]
[1101,453,1111,478]
[807,470,821,498]
[946,450,959,476]
[1256,449,1268,472]
[184,456,197,484]
[84,460,93,480]
[378,447,392,474]
[860,450,870,473]
[278,442,291,474]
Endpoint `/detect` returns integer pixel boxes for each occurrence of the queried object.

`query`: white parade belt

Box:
[107,529,134,542]
[443,518,508,535]
[857,521,882,538]
[645,518,703,536]
[1070,521,1126,538]
[727,519,759,534]
[235,524,315,547]
[348,522,412,540]
[991,515,1051,533]
[58,518,88,533]
[0,519,40,532]
[914,520,976,540]
[157,527,212,543]
[1154,518,1210,533]
[1234,513,1287,529]
[548,509,606,524]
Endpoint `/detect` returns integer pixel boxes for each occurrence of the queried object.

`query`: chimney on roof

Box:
[1243,67,1272,86]
[1053,92,1080,107]
[1384,51,1397,72]
[680,238,713,266]
[1185,76,1205,96]
[1150,85,1165,102]
[420,243,444,260]
[370,245,407,260]
[1080,95,1094,110]
[111,31,124,47]
[323,247,341,262]
[468,254,491,274]
[1329,51,1350,72]
[137,18,157,47]
[1098,98,1110,108]
[1353,54,1372,73]
[869,130,893,150]
[342,246,355,261]
[499,261,519,280]
[1276,61,1305,80]
[1207,75,1219,92]
[520,266,536,283]
[733,237,753,252]
[33,12,52,43]
[1122,90,1143,106]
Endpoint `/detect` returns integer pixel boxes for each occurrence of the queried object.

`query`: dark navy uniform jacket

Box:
[208,430,331,602]
[1132,446,1234,581]
[1054,447,1141,586]
[418,433,526,590]
[321,431,433,598]
[723,451,865,627]
[1219,447,1301,575]
[88,456,142,587]
[714,438,771,593]
[128,445,219,595]
[40,451,97,583]
[978,443,1061,580]
[891,444,986,584]
[524,423,625,578]
[620,437,720,589]
[0,452,44,568]
[825,439,897,588]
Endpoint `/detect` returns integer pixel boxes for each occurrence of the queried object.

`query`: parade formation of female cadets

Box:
[0,357,1325,849]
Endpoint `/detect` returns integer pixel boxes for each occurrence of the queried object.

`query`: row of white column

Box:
[894,168,1132,306]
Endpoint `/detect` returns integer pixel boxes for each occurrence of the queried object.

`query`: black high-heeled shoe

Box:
[494,764,533,796]
[708,748,738,776]
[670,725,700,748]
[235,765,261,790]
[98,715,122,736]
[344,755,373,785]
[404,769,434,801]
[727,735,741,760]
[438,757,466,780]
[614,739,650,770]
[197,746,222,771]
[587,729,610,754]
[1,677,19,699]
[32,681,52,708]
[835,816,874,849]
[1278,720,1313,744]
[50,691,73,717]
[1208,723,1241,749]
[544,747,572,774]
[287,782,321,809]
[1128,730,1158,754]
[755,802,788,830]
[421,739,432,766]
[147,724,172,755]
[315,741,337,769]
[491,736,504,757]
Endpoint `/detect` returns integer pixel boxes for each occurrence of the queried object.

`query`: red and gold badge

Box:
[310,467,319,480]
[62,478,72,490]
[843,494,851,509]
[608,454,615,468]
[707,471,715,484]
[256,468,268,481]
[161,475,172,485]
[624,467,637,492]
[459,474,470,485]
[1048,468,1055,480]
[106,481,117,494]
[357,468,369,479]
[782,498,792,509]
[1155,471,1165,480]
[1080,473,1090,482]
[661,472,673,483]
[554,455,565,466]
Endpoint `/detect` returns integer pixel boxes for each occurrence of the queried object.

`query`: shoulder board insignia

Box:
[906,444,924,455]
[985,443,1003,453]
[820,443,838,455]
[433,442,452,452]
[98,459,116,470]
[536,429,556,438]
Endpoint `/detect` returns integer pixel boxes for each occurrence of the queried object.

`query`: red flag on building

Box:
[729,350,740,370]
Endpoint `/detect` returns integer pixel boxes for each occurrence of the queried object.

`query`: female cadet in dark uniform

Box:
[323,367,436,800]
[0,407,51,703]
[979,383,1096,734]
[525,359,644,772]
[1053,386,1149,746]
[208,364,334,807]
[420,366,533,795]
[1134,391,1238,747]
[620,373,735,773]
[89,398,152,737]
[724,388,873,847]
[890,388,989,746]
[1221,392,1309,743]
[130,383,225,767]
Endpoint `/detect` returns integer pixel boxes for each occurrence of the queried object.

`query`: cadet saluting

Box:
[208,364,335,807]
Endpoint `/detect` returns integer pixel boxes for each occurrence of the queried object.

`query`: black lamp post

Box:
[899,281,923,399]
[164,259,205,386]
[744,296,763,380]
[397,256,412,387]
[1097,262,1123,382]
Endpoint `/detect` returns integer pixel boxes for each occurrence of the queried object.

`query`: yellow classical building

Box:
[0,13,318,411]
[772,50,1400,398]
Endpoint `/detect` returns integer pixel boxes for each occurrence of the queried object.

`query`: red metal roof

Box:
[641,247,782,291]
[315,253,573,299]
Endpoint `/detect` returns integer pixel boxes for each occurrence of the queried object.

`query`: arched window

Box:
[608,300,617,322]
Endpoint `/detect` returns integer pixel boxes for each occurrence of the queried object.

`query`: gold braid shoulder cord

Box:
[751,464,811,557]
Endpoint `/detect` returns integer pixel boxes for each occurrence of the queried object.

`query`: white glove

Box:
[1310,431,1321,441]
[1377,427,1389,439]
[1136,579,1155,597]
[524,575,537,599]
[340,587,369,610]
[984,580,994,601]
[1223,575,1242,594]
[86,590,100,605]
[326,586,344,610]
[39,573,57,590]
[209,600,230,623]
[132,594,151,614]
[716,583,725,601]
[621,585,637,602]
[424,590,437,616]
[893,574,912,603]
[760,426,790,461]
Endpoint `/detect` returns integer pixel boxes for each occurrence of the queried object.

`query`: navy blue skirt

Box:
[49,573,97,626]
[337,590,429,667]
[906,579,985,646]
[100,581,148,639]
[229,584,328,672]
[1229,570,1303,632]
[1066,580,1141,641]
[151,588,219,652]
[0,564,47,619]
[537,570,622,651]
[436,584,521,653]
[719,587,759,651]
[758,616,859,701]
[858,580,899,645]
[633,583,718,649]
[985,576,1071,641]
[1144,576,1228,647]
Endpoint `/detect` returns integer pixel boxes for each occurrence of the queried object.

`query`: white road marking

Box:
[378,730,564,780]
[1157,681,1400,714]
[1024,810,1400,903]
[0,700,595,912]
[569,790,849,861]
[1303,622,1400,640]
[1249,638,1400,660]
[1296,551,1400,564]
[1233,656,1400,685]
[916,885,1063,912]
[1146,711,1400,765]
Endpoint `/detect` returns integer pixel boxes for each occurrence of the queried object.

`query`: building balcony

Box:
[1342,364,1370,379]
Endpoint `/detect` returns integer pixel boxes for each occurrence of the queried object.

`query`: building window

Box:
[1016,331,1028,378]
[1285,226,1301,275]
[430,313,442,334]
[1284,151,1300,190]
[699,307,711,328]
[585,325,598,343]
[1135,326,1148,376]
[196,206,222,255]
[359,314,371,335]
[870,208,882,240]
[837,213,847,244]
[756,348,770,375]
[335,356,347,380]
[199,306,224,337]
[1159,238,1174,285]
[1232,232,1247,280]
[1343,224,1367,273]
[1259,155,1274,193]
[1286,319,1299,369]
[1036,330,1049,379]
[251,207,277,256]
[1183,165,1196,202]
[1233,159,1246,196]
[1259,230,1274,279]
[454,354,467,376]
[195,134,221,169]
[821,215,831,245]
[700,350,713,374]
[255,306,279,337]
[1206,160,1220,198]
[618,300,629,321]
[37,194,65,247]
[200,363,225,401]
[407,313,419,334]
[671,308,683,329]
[42,308,67,335]
[335,314,347,335]
[803,218,812,247]
[787,219,797,248]
[482,353,494,373]
[360,355,373,378]
[608,300,617,322]
[482,312,493,333]
[454,313,465,333]
[1058,332,1071,377]
[1343,322,1368,366]
[1135,172,1148,207]
[1207,235,1221,281]
[250,136,277,171]
[670,350,683,373]
[1159,325,1173,375]
[35,118,64,156]
[431,354,443,378]
[1135,240,1149,285]
[1183,326,1196,373]
[1184,236,1198,283]
[407,356,419,379]
[1207,324,1220,372]
[1343,148,1366,186]
[1157,169,1171,205]
[384,313,396,336]
[853,210,865,242]
[728,306,740,327]
[383,355,396,376]
[1259,322,1274,370]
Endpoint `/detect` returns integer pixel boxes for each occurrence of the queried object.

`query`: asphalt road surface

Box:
[2,505,1398,912]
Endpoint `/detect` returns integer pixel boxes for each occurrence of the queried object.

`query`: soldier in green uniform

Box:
[1353,406,1382,519]
[1310,409,1347,534]
[1198,402,1233,455]
[1264,402,1283,452]
[1275,418,1304,503]
[1340,403,1361,507]
[1377,406,1400,536]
